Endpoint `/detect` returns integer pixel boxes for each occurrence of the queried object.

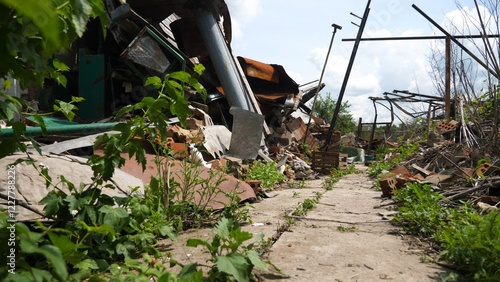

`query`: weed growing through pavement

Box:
[185,217,281,281]
[337,225,356,232]
[289,179,306,189]
[323,164,357,190]
[245,160,287,190]
[292,198,317,217]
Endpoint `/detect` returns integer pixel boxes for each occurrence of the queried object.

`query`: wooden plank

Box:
[411,164,433,176]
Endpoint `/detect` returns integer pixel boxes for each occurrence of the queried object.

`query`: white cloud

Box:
[227,1,496,127]
[226,0,262,39]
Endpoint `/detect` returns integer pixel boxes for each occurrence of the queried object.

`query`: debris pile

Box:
[0,0,350,219]
[378,135,499,211]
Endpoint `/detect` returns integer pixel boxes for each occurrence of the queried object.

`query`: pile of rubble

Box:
[378,120,499,211]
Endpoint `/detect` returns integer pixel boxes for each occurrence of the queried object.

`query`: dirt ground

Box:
[159,164,447,281]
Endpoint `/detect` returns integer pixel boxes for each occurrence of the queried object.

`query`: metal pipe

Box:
[0,122,119,139]
[195,8,253,112]
[303,23,342,145]
[324,0,371,150]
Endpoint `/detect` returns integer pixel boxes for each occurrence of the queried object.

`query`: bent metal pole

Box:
[324,0,371,151]
[303,23,342,145]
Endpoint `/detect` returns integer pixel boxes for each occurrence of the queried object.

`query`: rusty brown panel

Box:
[94,149,256,209]
[239,57,278,82]
[237,56,299,96]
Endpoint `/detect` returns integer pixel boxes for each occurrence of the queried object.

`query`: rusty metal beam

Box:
[445,36,451,121]
[412,4,500,79]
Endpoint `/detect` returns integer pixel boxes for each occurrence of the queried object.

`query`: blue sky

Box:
[226,0,488,125]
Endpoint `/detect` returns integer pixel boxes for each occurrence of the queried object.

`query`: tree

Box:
[427,0,499,147]
[311,92,357,134]
[0,0,106,157]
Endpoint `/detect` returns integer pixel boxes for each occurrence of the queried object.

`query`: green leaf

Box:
[245,250,267,271]
[159,224,177,241]
[40,191,63,218]
[168,71,191,82]
[145,76,162,89]
[0,0,64,50]
[0,98,19,120]
[71,96,85,103]
[54,100,77,122]
[53,58,70,72]
[85,206,97,223]
[114,104,135,118]
[33,114,47,135]
[2,79,12,90]
[70,0,93,37]
[20,239,69,281]
[26,136,42,155]
[51,71,68,87]
[128,139,147,171]
[140,96,156,108]
[116,241,135,258]
[39,166,53,188]
[177,263,204,282]
[193,64,205,76]
[16,221,43,242]
[71,259,99,281]
[26,268,54,282]
[60,175,76,192]
[11,121,26,140]
[0,139,19,159]
[216,253,250,282]
[79,221,116,236]
[188,78,207,101]
[48,232,87,265]
[130,202,150,220]
[186,238,217,254]
[98,205,128,229]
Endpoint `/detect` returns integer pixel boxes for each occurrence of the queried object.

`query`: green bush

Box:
[245,161,286,190]
[437,210,500,281]
[392,182,500,280]
[392,183,450,237]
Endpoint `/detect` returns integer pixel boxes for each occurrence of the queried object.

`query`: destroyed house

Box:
[26,0,304,134]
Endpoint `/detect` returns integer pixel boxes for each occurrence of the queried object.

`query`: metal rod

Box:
[367,99,377,155]
[303,23,342,145]
[445,36,451,120]
[324,0,371,150]
[342,34,500,42]
[412,4,499,79]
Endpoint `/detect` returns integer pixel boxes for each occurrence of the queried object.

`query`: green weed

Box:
[292,198,317,217]
[245,160,287,190]
[186,217,280,281]
[392,182,500,280]
[336,225,356,232]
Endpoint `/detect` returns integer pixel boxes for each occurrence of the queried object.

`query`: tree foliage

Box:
[0,0,107,159]
[312,92,357,134]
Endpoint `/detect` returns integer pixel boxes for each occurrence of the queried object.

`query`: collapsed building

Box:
[0,0,343,220]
